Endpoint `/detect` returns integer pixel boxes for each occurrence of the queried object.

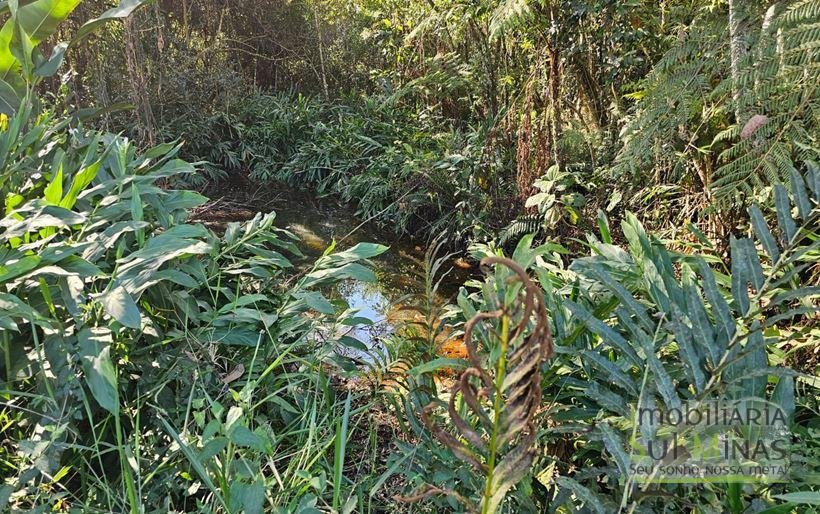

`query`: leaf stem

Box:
[482,312,510,514]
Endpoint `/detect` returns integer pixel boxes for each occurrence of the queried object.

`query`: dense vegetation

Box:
[1,0,818,513]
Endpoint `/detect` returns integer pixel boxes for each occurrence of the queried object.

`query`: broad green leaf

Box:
[33,40,66,76]
[14,0,81,42]
[0,291,47,328]
[60,160,100,209]
[0,204,85,237]
[43,163,62,205]
[305,262,376,285]
[789,167,812,220]
[78,327,119,415]
[408,357,468,376]
[582,350,638,395]
[555,477,607,514]
[683,285,719,366]
[158,416,229,511]
[772,374,795,423]
[198,437,228,462]
[730,237,751,315]
[598,422,630,476]
[774,184,796,244]
[0,77,19,114]
[99,286,141,328]
[582,262,653,331]
[230,426,262,450]
[130,183,143,246]
[635,326,682,411]
[9,17,34,81]
[772,492,820,505]
[0,0,81,90]
[564,299,641,365]
[698,258,735,342]
[597,210,612,244]
[586,381,631,417]
[0,253,39,283]
[297,291,335,314]
[325,242,388,263]
[72,0,148,44]
[748,205,780,262]
[230,480,264,514]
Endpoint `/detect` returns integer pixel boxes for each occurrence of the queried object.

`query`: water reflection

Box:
[201,181,470,356]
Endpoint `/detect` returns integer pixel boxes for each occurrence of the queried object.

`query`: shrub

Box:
[0,104,389,511]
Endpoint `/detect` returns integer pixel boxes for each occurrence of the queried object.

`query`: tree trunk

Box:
[313,2,329,99]
[728,0,749,123]
[124,15,156,146]
[547,44,563,171]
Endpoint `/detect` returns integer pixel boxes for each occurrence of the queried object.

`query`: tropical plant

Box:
[614,0,820,222]
[404,256,553,514]
[0,99,393,511]
[540,157,818,511]
[395,157,818,511]
[0,0,148,114]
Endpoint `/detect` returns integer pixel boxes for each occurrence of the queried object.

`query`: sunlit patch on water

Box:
[286,222,328,252]
[220,182,473,363]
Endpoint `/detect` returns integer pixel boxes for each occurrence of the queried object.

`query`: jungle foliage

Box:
[0,0,818,513]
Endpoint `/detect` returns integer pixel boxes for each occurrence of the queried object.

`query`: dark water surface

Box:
[201,180,470,350]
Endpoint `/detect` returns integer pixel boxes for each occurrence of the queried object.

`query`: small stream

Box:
[201,180,471,354]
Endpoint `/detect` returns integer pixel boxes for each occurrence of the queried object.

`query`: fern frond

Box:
[489,0,531,39]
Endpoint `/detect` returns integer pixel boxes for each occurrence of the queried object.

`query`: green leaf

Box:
[33,41,66,76]
[789,167,812,220]
[598,422,629,477]
[0,0,82,90]
[582,262,653,331]
[0,77,20,114]
[730,237,751,315]
[597,210,612,244]
[231,480,264,514]
[158,416,229,511]
[60,160,100,209]
[683,285,719,365]
[555,477,607,514]
[582,350,638,395]
[564,299,641,365]
[14,0,81,42]
[0,253,40,283]
[43,164,63,205]
[305,262,376,284]
[774,185,796,244]
[298,291,335,314]
[198,437,227,462]
[230,426,263,450]
[748,205,780,262]
[130,183,143,246]
[772,492,820,505]
[9,15,35,80]
[78,327,119,415]
[72,0,149,44]
[408,358,468,376]
[333,392,352,511]
[0,204,86,237]
[99,286,141,328]
[698,258,735,342]
[327,242,388,262]
[772,375,794,422]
